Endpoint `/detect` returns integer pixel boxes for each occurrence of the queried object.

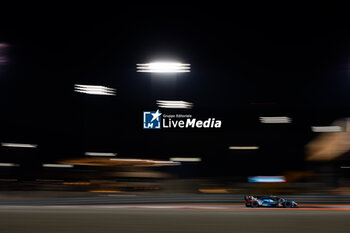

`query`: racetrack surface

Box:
[1,204,350,233]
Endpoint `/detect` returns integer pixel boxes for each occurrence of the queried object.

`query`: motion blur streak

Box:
[36,179,63,182]
[85,152,117,157]
[63,182,91,185]
[312,126,343,132]
[248,176,286,182]
[306,119,350,161]
[170,157,201,162]
[157,100,193,109]
[0,43,8,64]
[0,163,19,167]
[228,146,259,150]
[110,158,180,165]
[259,116,292,123]
[2,4,350,233]
[74,84,116,96]
[199,189,229,193]
[136,62,190,73]
[89,190,121,193]
[1,142,37,148]
[60,157,180,167]
[42,164,74,168]
[1,206,350,233]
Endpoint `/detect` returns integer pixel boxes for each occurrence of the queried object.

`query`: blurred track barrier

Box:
[89,190,122,193]
[0,194,350,205]
[198,189,229,194]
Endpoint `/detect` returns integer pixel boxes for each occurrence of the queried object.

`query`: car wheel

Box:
[283,201,292,208]
[251,201,259,208]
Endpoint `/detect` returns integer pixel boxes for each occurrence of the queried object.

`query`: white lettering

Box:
[203,119,210,128]
[186,118,196,127]
[215,120,222,128]
[196,120,203,128]
[178,121,184,128]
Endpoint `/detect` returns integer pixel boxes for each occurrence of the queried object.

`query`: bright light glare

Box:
[341,166,350,169]
[42,164,74,168]
[0,163,19,167]
[228,146,259,150]
[1,143,37,148]
[170,157,201,162]
[157,100,193,109]
[312,126,342,132]
[74,84,116,96]
[85,152,117,157]
[259,117,292,123]
[137,62,190,73]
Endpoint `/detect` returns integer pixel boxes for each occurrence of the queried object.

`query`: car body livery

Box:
[244,195,298,208]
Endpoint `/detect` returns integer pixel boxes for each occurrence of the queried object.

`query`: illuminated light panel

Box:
[341,166,350,169]
[42,164,74,168]
[1,143,37,148]
[312,126,342,132]
[170,157,201,162]
[74,84,116,96]
[0,163,19,167]
[157,100,193,109]
[248,176,286,183]
[85,152,117,157]
[228,146,259,150]
[259,117,292,123]
[137,62,190,73]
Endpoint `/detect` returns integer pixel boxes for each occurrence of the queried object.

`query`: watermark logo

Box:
[143,110,222,129]
[143,110,162,129]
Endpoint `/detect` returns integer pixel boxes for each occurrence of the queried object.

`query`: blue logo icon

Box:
[143,110,162,129]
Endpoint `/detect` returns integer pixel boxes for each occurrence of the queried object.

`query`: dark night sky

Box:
[1,3,350,176]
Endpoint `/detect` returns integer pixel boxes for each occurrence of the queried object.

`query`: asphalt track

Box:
[1,204,350,233]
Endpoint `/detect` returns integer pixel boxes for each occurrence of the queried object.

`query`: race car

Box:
[244,195,298,208]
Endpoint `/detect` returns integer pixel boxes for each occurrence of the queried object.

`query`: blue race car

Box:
[244,195,298,208]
